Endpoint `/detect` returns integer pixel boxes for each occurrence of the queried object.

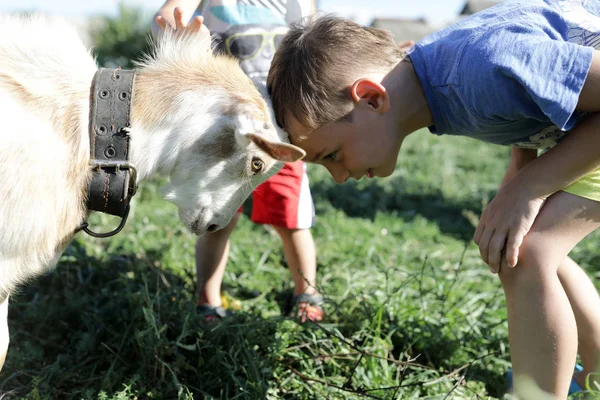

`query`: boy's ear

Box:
[350,78,390,113]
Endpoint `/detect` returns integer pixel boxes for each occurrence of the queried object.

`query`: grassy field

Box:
[2,131,600,399]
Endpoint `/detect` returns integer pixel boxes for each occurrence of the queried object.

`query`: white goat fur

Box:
[0,14,304,370]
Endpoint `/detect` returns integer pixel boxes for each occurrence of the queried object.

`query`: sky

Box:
[0,0,468,25]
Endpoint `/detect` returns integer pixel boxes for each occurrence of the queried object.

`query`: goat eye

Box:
[251,157,264,174]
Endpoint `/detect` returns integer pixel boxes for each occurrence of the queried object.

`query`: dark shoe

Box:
[292,293,324,323]
[197,303,228,324]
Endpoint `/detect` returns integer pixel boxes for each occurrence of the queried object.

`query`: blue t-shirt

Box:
[408,0,600,149]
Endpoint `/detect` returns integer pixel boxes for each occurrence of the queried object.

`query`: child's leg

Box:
[250,161,318,298]
[558,256,600,386]
[251,161,322,321]
[0,295,8,370]
[498,191,600,398]
[196,212,241,306]
[273,227,318,296]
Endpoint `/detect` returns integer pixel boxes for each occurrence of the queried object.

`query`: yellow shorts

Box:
[563,168,600,202]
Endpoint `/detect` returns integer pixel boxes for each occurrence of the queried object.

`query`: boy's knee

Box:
[498,233,559,285]
[274,225,301,239]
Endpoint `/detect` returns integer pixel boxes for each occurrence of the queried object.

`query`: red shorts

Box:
[238,161,314,229]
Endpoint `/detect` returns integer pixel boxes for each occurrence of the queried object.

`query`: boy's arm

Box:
[151,0,204,36]
[520,49,600,194]
[474,147,537,273]
[478,147,536,273]
[475,50,600,273]
[499,148,537,189]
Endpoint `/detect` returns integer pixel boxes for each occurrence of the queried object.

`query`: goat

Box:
[0,14,304,370]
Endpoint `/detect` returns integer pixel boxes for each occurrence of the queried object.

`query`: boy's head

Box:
[267,15,406,183]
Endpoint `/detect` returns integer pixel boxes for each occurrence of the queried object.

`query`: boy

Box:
[152,0,323,322]
[267,1,600,398]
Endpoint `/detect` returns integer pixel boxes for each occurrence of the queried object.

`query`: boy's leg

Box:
[274,226,322,322]
[251,161,321,318]
[196,212,241,307]
[273,226,318,296]
[0,295,8,371]
[557,256,600,386]
[498,191,600,398]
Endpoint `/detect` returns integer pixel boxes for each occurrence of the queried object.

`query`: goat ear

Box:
[245,133,306,162]
[235,129,251,147]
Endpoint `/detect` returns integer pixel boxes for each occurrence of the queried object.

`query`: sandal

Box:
[292,293,324,323]
[196,303,228,323]
[505,364,583,395]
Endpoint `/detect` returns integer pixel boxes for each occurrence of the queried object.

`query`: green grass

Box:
[2,131,599,399]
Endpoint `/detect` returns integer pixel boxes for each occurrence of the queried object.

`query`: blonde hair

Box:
[267,15,404,134]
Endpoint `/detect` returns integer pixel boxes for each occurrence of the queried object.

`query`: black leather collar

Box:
[79,68,138,238]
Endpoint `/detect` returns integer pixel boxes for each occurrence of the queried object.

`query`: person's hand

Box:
[473,177,547,273]
[398,40,415,52]
[155,6,209,36]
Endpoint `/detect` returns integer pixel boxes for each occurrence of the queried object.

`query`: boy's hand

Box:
[473,178,546,273]
[155,7,208,35]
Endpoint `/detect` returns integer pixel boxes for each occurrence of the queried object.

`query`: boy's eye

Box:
[324,151,337,161]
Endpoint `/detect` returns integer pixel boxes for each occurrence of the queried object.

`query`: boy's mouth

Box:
[366,169,374,179]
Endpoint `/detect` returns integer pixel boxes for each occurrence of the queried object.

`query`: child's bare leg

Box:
[273,226,318,296]
[558,256,600,386]
[0,295,8,370]
[497,191,600,398]
[196,213,241,306]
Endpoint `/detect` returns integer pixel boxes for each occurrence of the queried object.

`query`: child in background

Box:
[152,0,323,323]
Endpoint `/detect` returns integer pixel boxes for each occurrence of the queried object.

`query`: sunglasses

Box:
[224,32,286,61]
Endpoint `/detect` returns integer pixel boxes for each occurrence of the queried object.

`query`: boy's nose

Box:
[327,164,349,184]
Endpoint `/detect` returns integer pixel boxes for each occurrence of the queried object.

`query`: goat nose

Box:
[207,224,219,232]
